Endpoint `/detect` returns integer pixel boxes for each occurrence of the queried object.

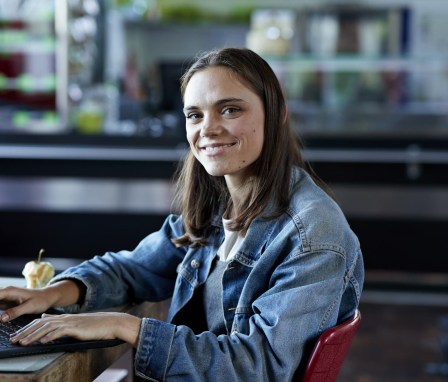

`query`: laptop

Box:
[0,309,124,359]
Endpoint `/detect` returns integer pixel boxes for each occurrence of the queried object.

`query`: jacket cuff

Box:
[135,318,175,381]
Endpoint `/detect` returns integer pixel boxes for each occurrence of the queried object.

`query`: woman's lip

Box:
[199,142,236,154]
[200,142,236,150]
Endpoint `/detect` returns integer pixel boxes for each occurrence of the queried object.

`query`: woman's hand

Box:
[0,286,54,322]
[9,312,142,348]
[0,280,83,322]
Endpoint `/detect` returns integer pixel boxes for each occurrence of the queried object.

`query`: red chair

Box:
[302,309,361,382]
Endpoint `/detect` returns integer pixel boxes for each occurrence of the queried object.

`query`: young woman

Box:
[0,48,364,381]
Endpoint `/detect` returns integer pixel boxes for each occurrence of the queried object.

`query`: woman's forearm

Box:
[46,279,85,307]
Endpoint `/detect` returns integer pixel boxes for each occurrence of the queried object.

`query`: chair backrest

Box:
[302,309,361,382]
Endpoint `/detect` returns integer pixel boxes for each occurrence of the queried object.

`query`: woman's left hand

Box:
[9,312,142,348]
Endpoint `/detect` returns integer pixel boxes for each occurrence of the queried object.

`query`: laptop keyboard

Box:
[0,321,23,348]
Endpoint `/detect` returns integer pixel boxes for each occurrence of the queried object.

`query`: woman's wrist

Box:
[114,313,142,347]
[45,280,83,307]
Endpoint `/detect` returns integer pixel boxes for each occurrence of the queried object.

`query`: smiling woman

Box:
[174,48,309,246]
[0,48,363,382]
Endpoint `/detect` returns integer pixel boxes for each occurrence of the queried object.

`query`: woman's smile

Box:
[200,142,237,156]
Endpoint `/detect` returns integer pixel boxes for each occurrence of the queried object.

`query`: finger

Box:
[0,286,26,303]
[1,311,11,323]
[2,300,35,322]
[0,287,31,322]
[0,288,23,321]
[3,291,51,322]
[0,301,18,310]
[35,326,65,344]
[11,320,58,345]
[10,319,43,343]
[26,318,75,345]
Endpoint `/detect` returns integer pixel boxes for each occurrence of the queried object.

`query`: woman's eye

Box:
[186,112,201,120]
[222,107,240,115]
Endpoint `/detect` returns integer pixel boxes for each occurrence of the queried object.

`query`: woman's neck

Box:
[225,175,252,218]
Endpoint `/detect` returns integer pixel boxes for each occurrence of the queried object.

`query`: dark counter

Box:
[1,133,447,278]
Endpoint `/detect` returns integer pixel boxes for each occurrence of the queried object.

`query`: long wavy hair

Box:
[171,48,308,247]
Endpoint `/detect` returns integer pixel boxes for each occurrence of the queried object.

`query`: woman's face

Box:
[183,66,265,186]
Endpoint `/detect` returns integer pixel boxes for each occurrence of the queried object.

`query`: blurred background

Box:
[0,0,447,380]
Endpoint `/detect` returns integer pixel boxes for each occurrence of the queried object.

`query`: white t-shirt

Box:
[217,218,245,262]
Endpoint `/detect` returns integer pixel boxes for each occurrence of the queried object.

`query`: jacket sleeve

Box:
[49,214,187,313]
[133,248,354,382]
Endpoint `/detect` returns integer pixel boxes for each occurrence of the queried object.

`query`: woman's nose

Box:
[200,114,222,137]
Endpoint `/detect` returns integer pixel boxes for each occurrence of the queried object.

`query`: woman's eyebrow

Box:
[183,105,197,112]
[183,97,246,112]
[215,97,246,105]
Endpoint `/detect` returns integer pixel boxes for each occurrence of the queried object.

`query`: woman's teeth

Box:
[204,144,233,151]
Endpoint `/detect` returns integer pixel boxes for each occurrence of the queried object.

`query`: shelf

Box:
[0,1,53,24]
[0,15,53,24]
[0,110,60,134]
[287,101,448,139]
[0,32,55,54]
[0,74,56,93]
[287,100,448,116]
[267,54,448,72]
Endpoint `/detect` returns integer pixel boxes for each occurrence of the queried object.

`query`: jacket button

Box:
[190,259,200,269]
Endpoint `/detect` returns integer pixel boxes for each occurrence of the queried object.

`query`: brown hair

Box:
[172,48,308,247]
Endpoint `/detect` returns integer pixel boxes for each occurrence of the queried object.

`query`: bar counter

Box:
[1,134,448,277]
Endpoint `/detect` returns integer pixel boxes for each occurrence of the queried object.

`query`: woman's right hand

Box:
[0,286,54,322]
[0,280,81,322]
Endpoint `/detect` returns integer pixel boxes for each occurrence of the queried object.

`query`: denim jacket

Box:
[51,166,364,382]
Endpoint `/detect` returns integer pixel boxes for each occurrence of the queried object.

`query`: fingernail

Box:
[1,314,9,322]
